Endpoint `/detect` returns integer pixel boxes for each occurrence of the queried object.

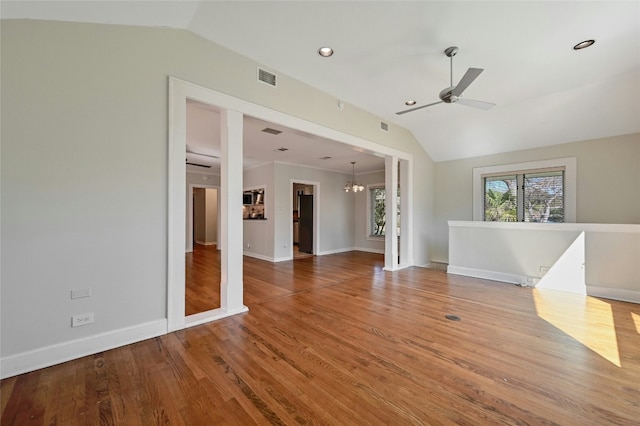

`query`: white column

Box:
[220,109,247,313]
[384,155,399,271]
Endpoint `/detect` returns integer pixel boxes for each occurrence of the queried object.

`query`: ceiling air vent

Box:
[258,68,277,87]
[380,121,389,132]
[262,127,282,135]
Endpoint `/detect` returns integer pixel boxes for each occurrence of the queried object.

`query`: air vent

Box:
[258,68,277,87]
[380,121,389,132]
[262,127,282,135]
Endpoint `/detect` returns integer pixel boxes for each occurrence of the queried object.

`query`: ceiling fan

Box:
[396,46,495,115]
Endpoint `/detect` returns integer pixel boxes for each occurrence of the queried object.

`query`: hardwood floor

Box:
[185,244,221,315]
[2,251,639,425]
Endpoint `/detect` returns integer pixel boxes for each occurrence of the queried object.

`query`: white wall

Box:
[274,163,356,260]
[243,163,274,260]
[434,133,640,263]
[0,19,434,377]
[448,221,640,303]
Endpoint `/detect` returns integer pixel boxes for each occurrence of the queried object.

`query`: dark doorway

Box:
[298,194,314,254]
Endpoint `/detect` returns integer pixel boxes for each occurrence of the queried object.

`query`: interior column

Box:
[220,109,247,313]
[384,155,399,271]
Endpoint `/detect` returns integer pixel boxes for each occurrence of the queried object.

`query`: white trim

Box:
[1,320,167,379]
[354,246,385,254]
[447,265,528,285]
[587,286,640,304]
[317,247,355,256]
[448,220,640,233]
[243,251,276,262]
[472,157,577,222]
[273,256,293,262]
[185,306,249,329]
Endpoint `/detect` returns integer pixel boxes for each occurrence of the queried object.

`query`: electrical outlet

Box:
[71,288,91,299]
[246,242,251,248]
[71,312,94,327]
[540,266,550,274]
[284,243,288,248]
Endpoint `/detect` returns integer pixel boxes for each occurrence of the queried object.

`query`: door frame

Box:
[290,180,320,257]
[168,76,414,332]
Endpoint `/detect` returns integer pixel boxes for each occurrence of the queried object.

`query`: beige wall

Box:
[433,133,640,262]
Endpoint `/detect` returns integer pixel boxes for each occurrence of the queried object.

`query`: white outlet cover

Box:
[71,288,91,299]
[72,312,94,327]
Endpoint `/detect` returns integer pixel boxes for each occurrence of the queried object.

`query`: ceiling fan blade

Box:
[395,101,443,115]
[451,68,483,97]
[455,98,496,110]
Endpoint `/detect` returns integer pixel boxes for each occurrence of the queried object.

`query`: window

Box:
[368,185,400,237]
[369,186,386,236]
[484,170,564,222]
[473,158,576,223]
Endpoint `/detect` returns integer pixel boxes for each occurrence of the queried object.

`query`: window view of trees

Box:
[523,172,564,222]
[484,176,517,222]
[370,187,401,236]
[371,187,386,236]
[484,170,564,223]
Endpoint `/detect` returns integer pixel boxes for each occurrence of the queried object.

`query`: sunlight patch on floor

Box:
[632,312,640,334]
[533,289,620,367]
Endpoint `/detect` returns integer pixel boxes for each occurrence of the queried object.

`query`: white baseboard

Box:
[1,319,167,379]
[353,246,385,254]
[243,251,274,262]
[587,286,640,304]
[447,265,527,285]
[317,247,355,256]
[185,306,249,328]
[195,241,216,246]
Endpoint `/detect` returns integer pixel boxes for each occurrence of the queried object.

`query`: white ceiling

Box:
[4,1,639,165]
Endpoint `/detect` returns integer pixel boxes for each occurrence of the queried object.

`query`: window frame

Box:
[473,157,576,222]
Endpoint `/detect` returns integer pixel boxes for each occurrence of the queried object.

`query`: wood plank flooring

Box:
[2,251,639,425]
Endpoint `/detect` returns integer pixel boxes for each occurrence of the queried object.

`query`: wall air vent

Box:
[262,127,282,135]
[258,68,277,87]
[380,121,389,132]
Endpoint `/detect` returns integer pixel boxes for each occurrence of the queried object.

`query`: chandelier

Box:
[344,161,365,193]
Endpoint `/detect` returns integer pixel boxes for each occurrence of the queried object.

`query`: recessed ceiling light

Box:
[318,47,334,57]
[573,39,595,50]
[405,100,417,106]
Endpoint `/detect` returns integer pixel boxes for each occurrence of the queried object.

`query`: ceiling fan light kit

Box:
[396,46,496,115]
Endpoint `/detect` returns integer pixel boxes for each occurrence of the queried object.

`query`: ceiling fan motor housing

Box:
[439,87,457,103]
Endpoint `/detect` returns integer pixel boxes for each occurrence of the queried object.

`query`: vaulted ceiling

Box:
[4,1,639,166]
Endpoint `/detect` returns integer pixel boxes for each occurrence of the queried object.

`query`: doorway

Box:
[292,181,318,259]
